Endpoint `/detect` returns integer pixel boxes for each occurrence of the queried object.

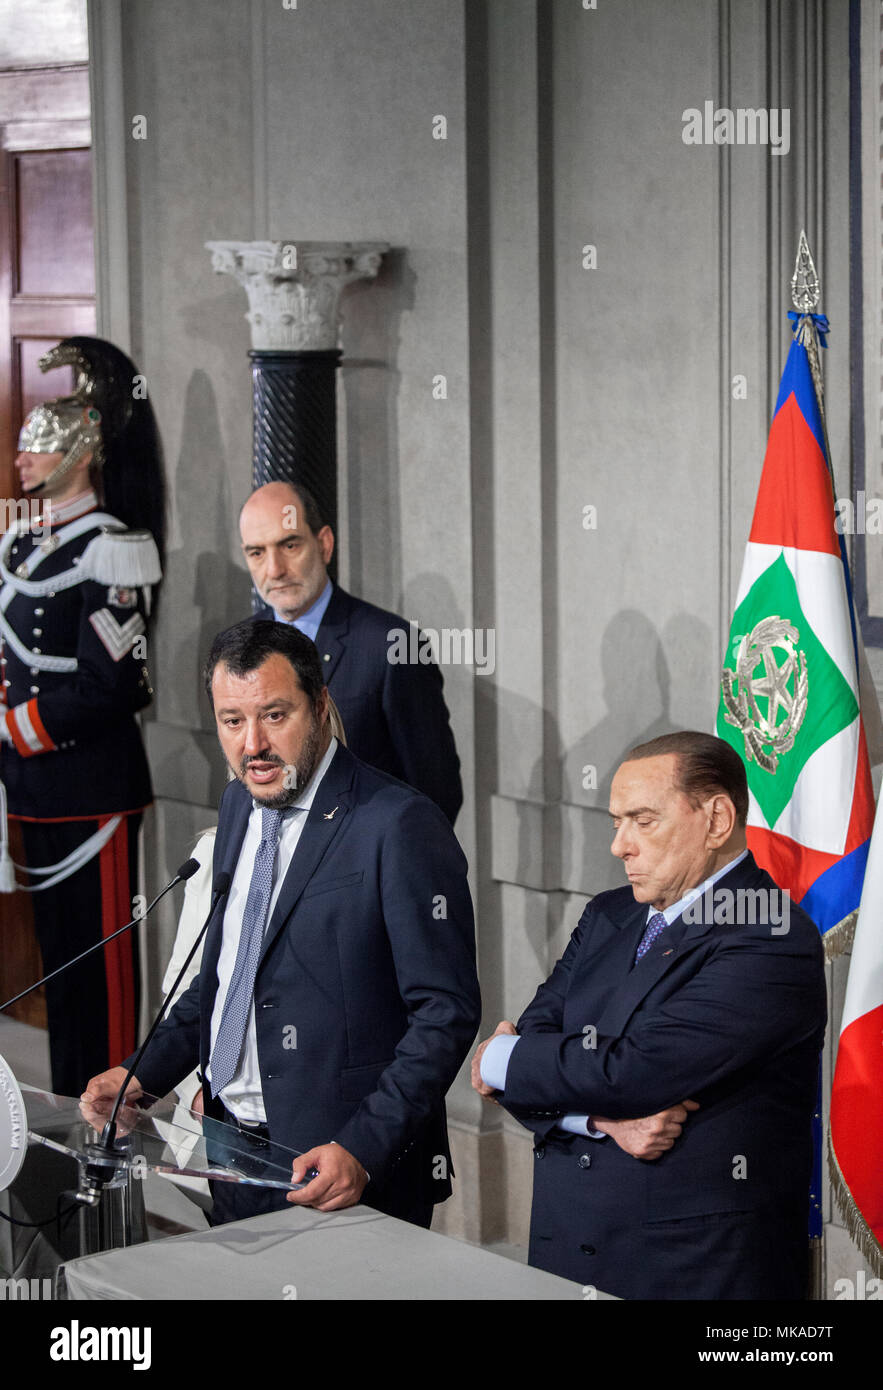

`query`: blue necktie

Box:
[210,807,284,1097]
[634,910,668,963]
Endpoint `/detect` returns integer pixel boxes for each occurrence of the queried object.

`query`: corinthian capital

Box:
[205,240,389,350]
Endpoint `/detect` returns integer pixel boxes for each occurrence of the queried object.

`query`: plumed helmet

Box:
[28,336,166,566]
[18,398,102,458]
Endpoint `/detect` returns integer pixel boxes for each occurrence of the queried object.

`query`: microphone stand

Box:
[87,871,231,1195]
[0,859,200,1013]
[0,856,200,1208]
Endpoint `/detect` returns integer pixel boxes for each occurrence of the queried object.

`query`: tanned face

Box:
[211,652,330,809]
[608,754,739,910]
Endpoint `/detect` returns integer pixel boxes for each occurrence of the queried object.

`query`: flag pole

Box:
[791,232,864,960]
[790,231,827,422]
[790,231,827,1301]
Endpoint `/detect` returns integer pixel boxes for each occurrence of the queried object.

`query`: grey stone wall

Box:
[89,0,876,1292]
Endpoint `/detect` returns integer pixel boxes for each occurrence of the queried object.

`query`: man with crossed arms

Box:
[472,731,826,1300]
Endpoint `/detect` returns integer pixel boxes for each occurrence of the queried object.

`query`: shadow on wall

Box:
[564,608,714,894]
[152,368,252,803]
[340,248,416,608]
[399,571,466,642]
[399,569,471,741]
[485,609,714,904]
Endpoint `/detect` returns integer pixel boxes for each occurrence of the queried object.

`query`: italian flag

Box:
[715,316,874,948]
[715,310,881,1271]
[830,809,883,1270]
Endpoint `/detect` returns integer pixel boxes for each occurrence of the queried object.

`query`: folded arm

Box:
[502,931,824,1120]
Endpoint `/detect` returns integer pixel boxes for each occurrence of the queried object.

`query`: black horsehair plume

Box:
[38,337,167,571]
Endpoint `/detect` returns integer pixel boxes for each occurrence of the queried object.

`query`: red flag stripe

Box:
[830,1003,883,1249]
[747,826,840,905]
[748,394,842,556]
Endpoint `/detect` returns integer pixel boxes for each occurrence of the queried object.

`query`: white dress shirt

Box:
[481,850,750,1135]
[206,737,338,1120]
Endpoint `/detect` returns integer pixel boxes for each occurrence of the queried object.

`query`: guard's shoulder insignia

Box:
[107,585,138,610]
[80,527,162,587]
[89,608,146,662]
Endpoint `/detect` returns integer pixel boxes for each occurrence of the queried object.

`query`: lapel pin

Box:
[662,949,673,955]
[323,806,339,820]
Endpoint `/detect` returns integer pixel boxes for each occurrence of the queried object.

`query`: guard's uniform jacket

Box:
[0,490,158,1096]
[0,498,153,818]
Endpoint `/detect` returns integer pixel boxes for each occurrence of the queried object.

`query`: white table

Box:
[59,1201,614,1301]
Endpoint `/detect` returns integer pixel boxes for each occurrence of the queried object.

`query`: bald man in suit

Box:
[240,481,462,823]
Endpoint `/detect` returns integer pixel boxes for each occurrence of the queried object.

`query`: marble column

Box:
[205,240,388,539]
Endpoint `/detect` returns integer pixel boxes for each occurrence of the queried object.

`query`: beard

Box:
[233,716,324,809]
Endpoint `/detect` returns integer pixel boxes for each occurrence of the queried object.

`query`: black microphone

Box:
[0,857,201,1013]
[96,868,232,1159]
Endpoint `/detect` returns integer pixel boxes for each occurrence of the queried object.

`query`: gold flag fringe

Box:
[823,909,857,961]
[827,1132,883,1279]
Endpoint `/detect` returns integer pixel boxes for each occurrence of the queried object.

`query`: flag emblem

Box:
[722,613,808,773]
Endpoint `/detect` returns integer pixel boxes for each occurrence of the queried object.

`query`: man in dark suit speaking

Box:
[472,731,826,1299]
[240,481,462,823]
[85,621,480,1228]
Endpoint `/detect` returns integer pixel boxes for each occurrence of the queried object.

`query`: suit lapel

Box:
[582,896,647,1001]
[259,744,356,963]
[597,913,695,1035]
[596,853,755,1035]
[314,585,352,682]
[201,783,252,980]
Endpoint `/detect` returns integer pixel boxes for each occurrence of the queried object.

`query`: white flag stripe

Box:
[732,542,780,608]
[839,798,883,1033]
[744,716,859,854]
[771,718,858,850]
[733,544,858,696]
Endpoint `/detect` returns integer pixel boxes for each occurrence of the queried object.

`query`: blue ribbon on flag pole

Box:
[787,310,830,348]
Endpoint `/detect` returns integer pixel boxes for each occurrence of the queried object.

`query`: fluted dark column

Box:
[206,240,388,545]
[249,348,341,536]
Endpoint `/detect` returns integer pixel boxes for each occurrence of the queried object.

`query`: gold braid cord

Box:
[827,1133,883,1278]
[823,909,857,961]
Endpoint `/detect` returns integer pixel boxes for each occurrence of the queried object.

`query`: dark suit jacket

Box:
[134,744,481,1222]
[256,585,462,823]
[501,853,827,1299]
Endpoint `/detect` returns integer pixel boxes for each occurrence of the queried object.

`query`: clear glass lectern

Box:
[7,1074,309,1260]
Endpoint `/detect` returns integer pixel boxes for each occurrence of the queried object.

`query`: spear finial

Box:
[789,231,826,409]
[791,229,820,313]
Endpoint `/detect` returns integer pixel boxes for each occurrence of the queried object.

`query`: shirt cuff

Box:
[559,1114,607,1140]
[479,1034,520,1091]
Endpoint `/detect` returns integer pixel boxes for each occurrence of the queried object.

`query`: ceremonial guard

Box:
[1,337,164,1096]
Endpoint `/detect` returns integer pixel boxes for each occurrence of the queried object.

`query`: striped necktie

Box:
[210,807,284,1097]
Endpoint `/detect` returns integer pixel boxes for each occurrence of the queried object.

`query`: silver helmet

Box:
[17,398,103,494]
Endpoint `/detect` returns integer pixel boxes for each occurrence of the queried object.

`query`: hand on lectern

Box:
[80,1066,144,1133]
[287,1142,369,1211]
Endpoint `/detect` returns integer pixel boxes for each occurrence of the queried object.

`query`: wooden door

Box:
[0,144,96,495]
[0,77,95,1024]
